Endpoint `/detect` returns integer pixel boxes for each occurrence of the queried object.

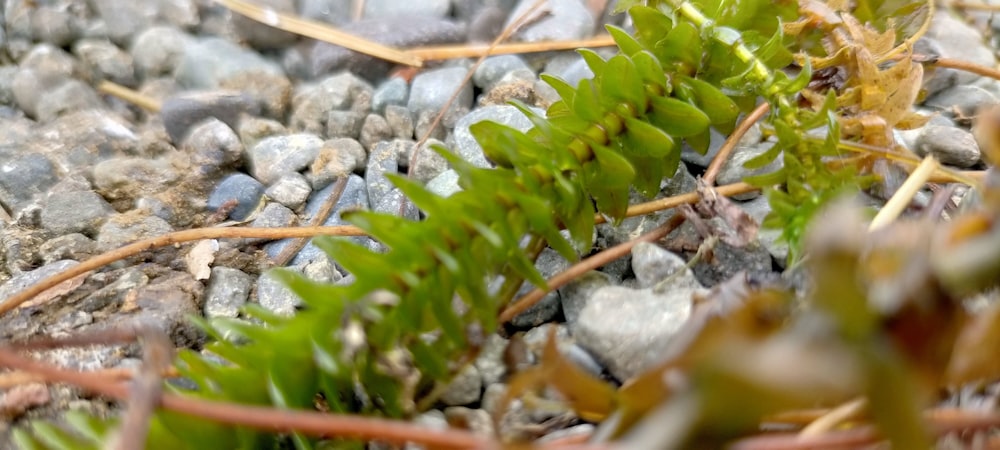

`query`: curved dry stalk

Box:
[605,182,760,223]
[0,346,495,449]
[869,155,938,230]
[702,103,771,186]
[407,34,616,60]
[97,81,162,112]
[0,225,365,316]
[926,56,1000,81]
[798,397,868,437]
[499,214,686,324]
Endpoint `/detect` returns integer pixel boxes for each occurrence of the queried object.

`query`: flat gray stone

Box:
[248,134,324,185]
[450,105,534,168]
[915,125,982,168]
[204,267,253,318]
[41,190,115,236]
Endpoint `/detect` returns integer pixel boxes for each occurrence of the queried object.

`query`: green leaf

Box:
[591,145,636,187]
[624,116,676,158]
[629,6,675,49]
[602,54,647,108]
[572,79,604,123]
[631,51,669,91]
[648,96,711,137]
[679,75,741,133]
[657,21,700,70]
[686,128,713,154]
[578,48,608,75]
[541,74,576,103]
[607,24,644,56]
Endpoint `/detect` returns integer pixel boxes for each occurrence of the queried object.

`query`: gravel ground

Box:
[0,0,997,445]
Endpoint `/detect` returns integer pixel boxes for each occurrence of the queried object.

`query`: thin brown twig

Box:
[499,214,686,324]
[950,1,1000,11]
[0,346,495,449]
[599,182,760,224]
[702,102,771,186]
[0,225,365,316]
[272,176,349,266]
[97,81,162,112]
[111,329,172,450]
[922,55,1000,81]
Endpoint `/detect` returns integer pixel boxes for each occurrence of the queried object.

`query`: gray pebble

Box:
[30,5,82,47]
[122,271,203,347]
[631,242,702,290]
[265,173,312,209]
[218,71,293,120]
[175,37,285,89]
[326,110,365,138]
[507,0,595,42]
[0,260,79,305]
[365,140,402,202]
[571,286,693,381]
[204,267,253,318]
[248,134,324,185]
[289,72,373,134]
[363,0,450,18]
[414,109,449,141]
[158,0,199,28]
[161,90,259,144]
[440,364,482,406]
[237,116,287,150]
[915,125,982,168]
[40,110,140,167]
[131,26,192,79]
[508,248,572,328]
[96,214,174,252]
[0,153,59,215]
[298,0,352,25]
[372,77,409,114]
[425,169,461,197]
[372,188,419,222]
[451,105,534,168]
[207,173,266,221]
[38,233,98,264]
[72,38,136,86]
[558,271,611,326]
[35,79,104,122]
[89,0,156,45]
[181,118,245,177]
[231,0,299,50]
[410,140,450,183]
[246,203,297,244]
[384,105,415,140]
[41,191,115,236]
[255,269,302,316]
[359,113,393,150]
[309,138,368,188]
[473,55,531,89]
[921,11,997,97]
[474,334,509,386]
[92,157,178,202]
[925,85,997,118]
[408,66,474,118]
[716,141,782,200]
[739,196,789,265]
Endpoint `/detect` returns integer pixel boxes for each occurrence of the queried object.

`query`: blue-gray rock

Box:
[556,58,595,88]
[440,364,482,406]
[35,79,105,122]
[92,157,178,201]
[372,188,419,221]
[364,0,450,18]
[450,105,534,168]
[72,39,136,86]
[452,0,517,20]
[408,66,474,117]
[558,271,611,326]
[410,139,450,183]
[237,116,287,150]
[265,173,312,209]
[231,0,299,50]
[203,267,253,318]
[473,55,531,89]
[921,11,997,97]
[0,153,59,215]
[739,195,789,265]
[365,140,402,202]
[248,134,324,185]
[41,191,115,236]
[326,110,365,138]
[30,5,82,47]
[130,26,192,78]
[285,16,465,79]
[631,242,702,290]
[218,71,293,119]
[89,0,157,44]
[39,233,98,264]
[121,271,203,347]
[359,113,393,150]
[508,248,571,328]
[255,268,302,316]
[180,117,244,176]
[474,334,509,386]
[246,203,297,244]
[467,6,508,42]
[298,0,352,25]
[96,213,174,252]
[914,125,982,168]
[39,110,140,169]
[425,169,460,197]
[161,90,259,143]
[507,0,595,42]
[0,67,19,106]
[136,196,176,223]
[572,285,693,381]
[0,260,78,306]
[924,84,997,118]
[309,138,368,188]
[289,72,373,134]
[158,0,198,28]
[685,217,773,287]
[372,77,409,114]
[265,175,370,265]
[207,173,266,221]
[384,105,414,140]
[175,37,285,89]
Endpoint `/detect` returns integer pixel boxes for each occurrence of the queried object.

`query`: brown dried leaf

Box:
[946,302,1000,385]
[972,104,1000,167]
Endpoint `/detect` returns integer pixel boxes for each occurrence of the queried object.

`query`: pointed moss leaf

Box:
[64,411,115,444]
[629,6,675,48]
[624,116,675,158]
[310,336,341,376]
[429,277,466,345]
[410,339,449,379]
[632,51,668,89]
[29,422,88,450]
[606,25,641,59]
[567,191,595,253]
[743,168,787,186]
[743,141,784,170]
[602,55,646,108]
[754,27,794,68]
[386,173,442,213]
[591,183,630,222]
[686,128,712,154]
[577,48,608,75]
[541,73,576,103]
[11,429,48,450]
[469,120,522,168]
[572,79,603,123]
[658,21,700,69]
[591,145,636,187]
[680,76,741,132]
[630,155,666,197]
[313,237,397,281]
[648,96,711,137]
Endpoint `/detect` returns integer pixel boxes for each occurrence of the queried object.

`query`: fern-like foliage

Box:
[15,0,930,448]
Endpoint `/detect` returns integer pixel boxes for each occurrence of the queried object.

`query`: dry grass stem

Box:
[97,81,162,112]
[702,103,771,186]
[870,155,938,230]
[407,34,616,60]
[214,0,422,67]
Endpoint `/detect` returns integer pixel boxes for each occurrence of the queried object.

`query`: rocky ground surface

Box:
[0,0,997,445]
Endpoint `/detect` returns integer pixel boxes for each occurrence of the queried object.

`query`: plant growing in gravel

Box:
[14,0,973,448]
